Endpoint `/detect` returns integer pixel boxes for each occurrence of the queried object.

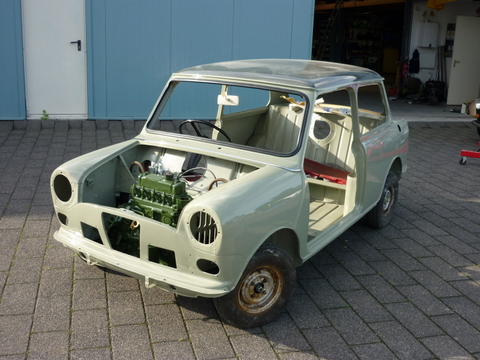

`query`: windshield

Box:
[147,81,307,155]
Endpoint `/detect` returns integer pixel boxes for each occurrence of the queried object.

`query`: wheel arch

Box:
[263,228,302,267]
[389,157,404,180]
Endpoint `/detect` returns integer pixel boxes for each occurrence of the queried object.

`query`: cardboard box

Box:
[461,99,480,117]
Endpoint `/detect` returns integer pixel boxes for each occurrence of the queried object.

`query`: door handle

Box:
[70,40,81,51]
[453,59,460,67]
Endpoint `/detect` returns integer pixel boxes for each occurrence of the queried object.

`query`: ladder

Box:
[315,0,344,60]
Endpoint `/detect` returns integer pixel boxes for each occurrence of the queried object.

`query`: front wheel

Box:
[213,245,296,328]
[366,172,399,229]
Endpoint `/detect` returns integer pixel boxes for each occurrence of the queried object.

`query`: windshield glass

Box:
[147,81,307,155]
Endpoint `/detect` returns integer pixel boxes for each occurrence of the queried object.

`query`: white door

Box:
[22,0,87,119]
[447,16,480,105]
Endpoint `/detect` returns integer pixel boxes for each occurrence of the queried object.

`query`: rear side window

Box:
[312,89,351,141]
[357,84,387,133]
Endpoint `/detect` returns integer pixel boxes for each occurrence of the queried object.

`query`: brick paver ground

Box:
[1,117,479,359]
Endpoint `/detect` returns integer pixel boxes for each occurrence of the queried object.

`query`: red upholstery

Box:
[304,159,349,185]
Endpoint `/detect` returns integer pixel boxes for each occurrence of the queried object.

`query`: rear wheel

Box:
[213,245,295,328]
[366,172,398,228]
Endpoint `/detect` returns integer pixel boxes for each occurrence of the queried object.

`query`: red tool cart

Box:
[460,141,480,165]
[459,99,480,165]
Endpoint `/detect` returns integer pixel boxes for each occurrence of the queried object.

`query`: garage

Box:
[2,0,480,120]
[312,0,480,105]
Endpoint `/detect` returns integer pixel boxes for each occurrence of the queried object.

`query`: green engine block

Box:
[128,172,192,227]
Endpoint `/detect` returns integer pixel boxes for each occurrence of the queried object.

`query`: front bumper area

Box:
[55,227,229,297]
[53,204,232,298]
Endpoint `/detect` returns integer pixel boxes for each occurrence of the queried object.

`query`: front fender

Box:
[179,165,307,259]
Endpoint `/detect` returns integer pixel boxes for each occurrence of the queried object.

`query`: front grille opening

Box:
[81,222,102,244]
[197,259,220,275]
[58,213,68,225]
[148,245,177,268]
[102,213,140,258]
[189,211,218,244]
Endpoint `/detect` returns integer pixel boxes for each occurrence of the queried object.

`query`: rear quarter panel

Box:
[360,118,408,207]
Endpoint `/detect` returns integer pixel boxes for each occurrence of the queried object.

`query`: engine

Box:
[125,171,192,227]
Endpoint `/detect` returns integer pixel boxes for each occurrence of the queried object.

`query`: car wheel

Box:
[213,244,296,328]
[366,172,398,229]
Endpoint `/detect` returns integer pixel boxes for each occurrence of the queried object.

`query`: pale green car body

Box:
[51,60,408,319]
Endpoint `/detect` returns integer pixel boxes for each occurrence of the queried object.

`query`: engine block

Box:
[128,172,192,227]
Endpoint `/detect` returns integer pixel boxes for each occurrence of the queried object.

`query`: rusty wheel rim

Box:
[237,265,283,315]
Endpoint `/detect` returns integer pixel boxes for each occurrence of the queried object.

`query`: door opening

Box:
[22,0,87,119]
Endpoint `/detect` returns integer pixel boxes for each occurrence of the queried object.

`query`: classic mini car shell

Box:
[51,59,408,327]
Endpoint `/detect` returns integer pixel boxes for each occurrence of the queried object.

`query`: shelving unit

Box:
[344,14,402,92]
[312,3,405,93]
[347,19,383,70]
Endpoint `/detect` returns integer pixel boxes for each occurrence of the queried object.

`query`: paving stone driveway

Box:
[1,119,479,360]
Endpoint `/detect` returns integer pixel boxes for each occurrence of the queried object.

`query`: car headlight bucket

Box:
[53,174,73,202]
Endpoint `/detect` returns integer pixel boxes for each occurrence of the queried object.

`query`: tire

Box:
[366,172,399,229]
[213,244,296,328]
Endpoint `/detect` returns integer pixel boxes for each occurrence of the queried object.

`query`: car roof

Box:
[174,59,383,91]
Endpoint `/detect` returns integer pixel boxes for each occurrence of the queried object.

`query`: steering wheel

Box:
[179,120,231,142]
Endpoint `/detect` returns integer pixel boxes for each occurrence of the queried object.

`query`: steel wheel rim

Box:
[382,185,394,214]
[237,266,283,315]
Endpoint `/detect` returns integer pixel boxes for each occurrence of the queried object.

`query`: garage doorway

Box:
[313,2,407,92]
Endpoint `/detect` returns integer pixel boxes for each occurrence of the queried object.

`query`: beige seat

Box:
[247,105,303,153]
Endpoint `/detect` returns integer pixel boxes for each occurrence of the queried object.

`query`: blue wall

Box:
[0,0,313,120]
[86,0,314,120]
[0,0,26,120]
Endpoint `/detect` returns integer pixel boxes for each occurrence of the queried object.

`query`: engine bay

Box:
[80,144,259,229]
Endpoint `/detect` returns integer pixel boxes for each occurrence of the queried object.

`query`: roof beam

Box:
[315,0,405,11]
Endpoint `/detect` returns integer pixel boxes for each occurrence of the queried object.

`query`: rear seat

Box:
[305,111,356,174]
[247,104,356,183]
[247,105,303,153]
